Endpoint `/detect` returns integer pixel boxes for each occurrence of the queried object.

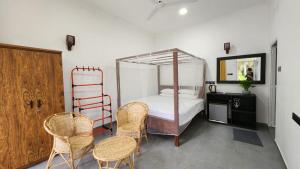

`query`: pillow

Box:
[179,89,197,95]
[160,93,173,97]
[179,94,198,99]
[160,88,174,94]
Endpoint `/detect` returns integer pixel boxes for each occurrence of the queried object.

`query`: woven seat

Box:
[116,102,149,153]
[93,136,136,169]
[44,112,94,169]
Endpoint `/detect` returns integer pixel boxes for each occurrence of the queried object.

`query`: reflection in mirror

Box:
[217,53,266,84]
[220,57,261,81]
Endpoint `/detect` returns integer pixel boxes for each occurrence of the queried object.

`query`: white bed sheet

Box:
[135,95,204,125]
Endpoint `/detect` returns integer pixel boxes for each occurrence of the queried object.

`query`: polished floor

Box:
[30,117,286,169]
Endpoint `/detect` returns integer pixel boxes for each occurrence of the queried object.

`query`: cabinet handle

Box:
[27,100,34,109]
[37,99,42,108]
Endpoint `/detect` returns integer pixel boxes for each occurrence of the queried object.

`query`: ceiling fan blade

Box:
[147,6,161,20]
[148,0,159,4]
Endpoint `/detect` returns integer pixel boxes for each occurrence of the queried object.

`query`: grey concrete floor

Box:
[30,118,286,169]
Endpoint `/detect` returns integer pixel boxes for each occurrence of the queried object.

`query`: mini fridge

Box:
[208,103,228,124]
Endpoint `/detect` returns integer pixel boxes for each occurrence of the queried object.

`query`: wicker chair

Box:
[116,102,149,153]
[44,112,94,169]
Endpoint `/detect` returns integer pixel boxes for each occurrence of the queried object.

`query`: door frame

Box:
[268,41,278,127]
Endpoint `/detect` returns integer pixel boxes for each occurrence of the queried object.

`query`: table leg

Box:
[129,156,134,169]
[132,153,135,166]
[113,160,122,169]
[97,160,103,169]
[106,161,109,169]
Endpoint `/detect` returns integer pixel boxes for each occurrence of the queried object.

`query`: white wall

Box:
[120,62,158,104]
[154,4,271,124]
[270,0,300,168]
[160,62,204,86]
[0,0,154,119]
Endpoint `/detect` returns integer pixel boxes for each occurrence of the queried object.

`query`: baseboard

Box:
[256,122,268,127]
[274,138,289,169]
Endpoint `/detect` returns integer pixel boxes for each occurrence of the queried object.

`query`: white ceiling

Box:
[88,0,268,33]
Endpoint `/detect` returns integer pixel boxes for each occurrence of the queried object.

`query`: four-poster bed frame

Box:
[116,48,206,146]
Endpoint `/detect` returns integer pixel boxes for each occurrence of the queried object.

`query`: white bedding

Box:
[135,95,204,125]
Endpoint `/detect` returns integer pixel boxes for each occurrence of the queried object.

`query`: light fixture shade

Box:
[224,42,230,54]
[66,35,75,51]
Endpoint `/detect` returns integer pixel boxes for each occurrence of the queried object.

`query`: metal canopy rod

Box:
[123,52,188,62]
[158,61,194,65]
[136,54,190,61]
[116,49,176,62]
[140,56,193,64]
[116,48,203,65]
[176,48,204,61]
[147,57,193,63]
[121,60,156,65]
[116,48,203,62]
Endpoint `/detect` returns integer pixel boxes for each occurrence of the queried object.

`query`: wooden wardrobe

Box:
[0,44,65,169]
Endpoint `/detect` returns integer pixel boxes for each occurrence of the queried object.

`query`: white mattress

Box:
[135,95,204,125]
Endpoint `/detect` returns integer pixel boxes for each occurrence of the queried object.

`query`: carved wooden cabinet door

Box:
[0,48,22,168]
[0,44,64,169]
[32,51,65,163]
[0,48,37,168]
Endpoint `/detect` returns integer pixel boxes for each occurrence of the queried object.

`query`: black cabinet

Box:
[207,92,256,129]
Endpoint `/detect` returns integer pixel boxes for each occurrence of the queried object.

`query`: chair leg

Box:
[69,153,75,169]
[143,129,148,142]
[137,138,142,154]
[45,149,56,169]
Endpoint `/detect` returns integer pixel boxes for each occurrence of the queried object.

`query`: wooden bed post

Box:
[173,50,180,147]
[157,65,160,94]
[202,62,207,119]
[116,60,121,108]
[175,136,179,147]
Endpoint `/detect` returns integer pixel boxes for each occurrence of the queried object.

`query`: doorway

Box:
[269,41,277,138]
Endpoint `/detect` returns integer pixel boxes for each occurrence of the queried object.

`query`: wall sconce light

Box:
[224,42,230,54]
[66,35,75,51]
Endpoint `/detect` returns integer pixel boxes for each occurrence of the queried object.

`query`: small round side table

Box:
[93,136,137,169]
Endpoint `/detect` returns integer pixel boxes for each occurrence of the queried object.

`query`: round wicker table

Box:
[93,136,137,169]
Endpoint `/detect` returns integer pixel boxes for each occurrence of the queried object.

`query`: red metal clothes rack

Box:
[71,66,112,135]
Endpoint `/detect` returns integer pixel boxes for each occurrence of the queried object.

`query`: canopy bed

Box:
[116,48,206,146]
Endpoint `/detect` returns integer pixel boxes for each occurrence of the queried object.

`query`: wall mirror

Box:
[217,53,266,84]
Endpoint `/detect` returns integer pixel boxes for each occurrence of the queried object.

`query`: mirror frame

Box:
[217,53,266,84]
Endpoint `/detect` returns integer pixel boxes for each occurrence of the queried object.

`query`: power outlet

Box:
[278,66,282,72]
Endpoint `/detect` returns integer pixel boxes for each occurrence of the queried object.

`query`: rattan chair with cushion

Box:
[116,102,149,153]
[44,112,94,169]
